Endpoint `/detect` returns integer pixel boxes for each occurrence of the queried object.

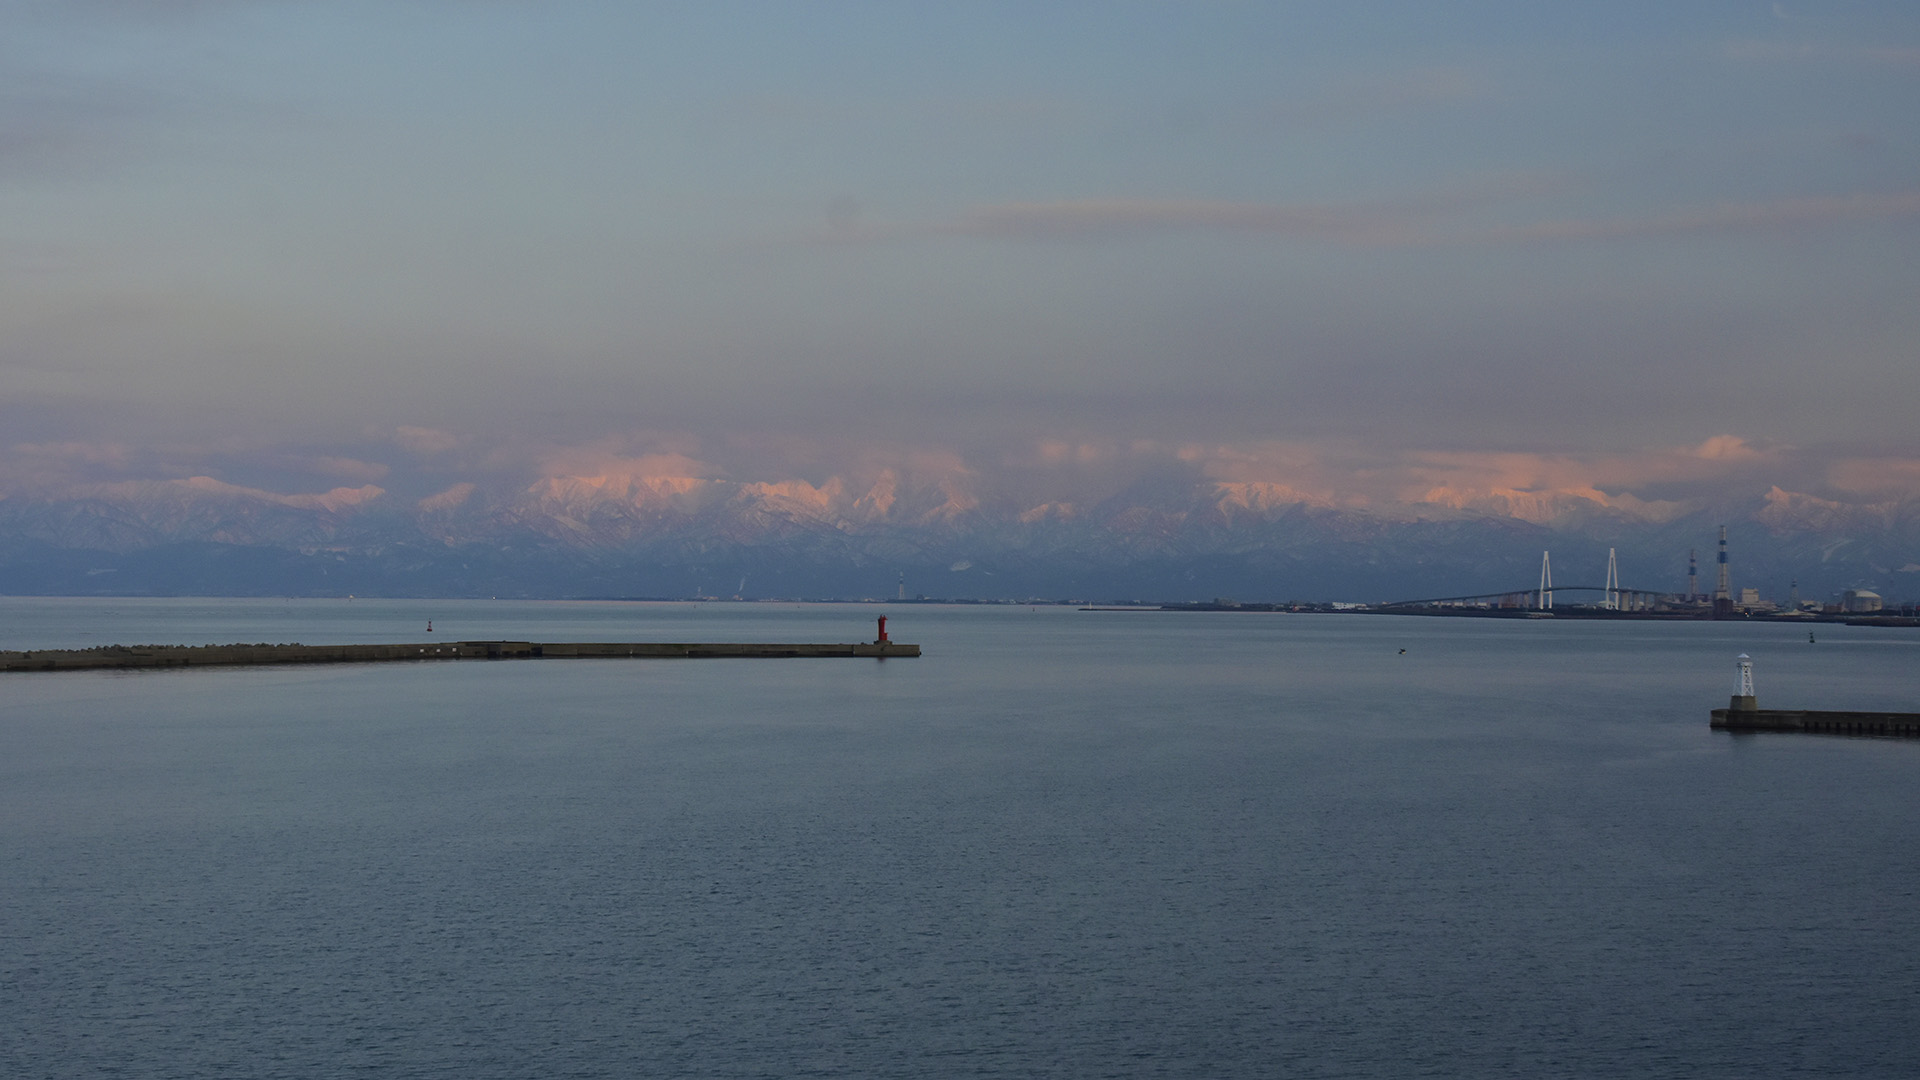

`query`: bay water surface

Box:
[3,598,1917,1078]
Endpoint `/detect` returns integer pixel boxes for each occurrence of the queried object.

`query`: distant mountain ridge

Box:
[1,469,1915,603]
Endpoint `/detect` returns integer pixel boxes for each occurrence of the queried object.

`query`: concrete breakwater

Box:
[1706,653,1919,737]
[1,639,919,672]
[1710,706,1920,738]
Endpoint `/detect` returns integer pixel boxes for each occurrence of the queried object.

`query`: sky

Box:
[4,1,1919,510]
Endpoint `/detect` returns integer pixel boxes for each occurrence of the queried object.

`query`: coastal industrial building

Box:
[1843,589,1884,613]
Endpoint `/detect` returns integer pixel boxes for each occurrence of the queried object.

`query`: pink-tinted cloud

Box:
[1387,437,1784,508]
[524,458,718,512]
[7,425,1915,535]
[1147,434,1797,523]
[1692,435,1767,463]
[82,476,389,512]
[172,476,384,511]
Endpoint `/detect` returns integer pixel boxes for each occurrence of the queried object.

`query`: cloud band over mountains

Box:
[1,2,1916,600]
[7,429,1915,529]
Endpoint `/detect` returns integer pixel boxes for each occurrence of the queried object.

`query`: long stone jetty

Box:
[1,639,919,672]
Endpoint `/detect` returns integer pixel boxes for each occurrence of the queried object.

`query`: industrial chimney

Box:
[1713,526,1733,619]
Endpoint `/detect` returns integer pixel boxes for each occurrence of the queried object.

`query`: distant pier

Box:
[1,639,919,672]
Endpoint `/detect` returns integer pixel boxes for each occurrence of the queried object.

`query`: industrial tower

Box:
[1713,526,1733,619]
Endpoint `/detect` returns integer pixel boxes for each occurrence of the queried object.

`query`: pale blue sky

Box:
[3,1,1918,497]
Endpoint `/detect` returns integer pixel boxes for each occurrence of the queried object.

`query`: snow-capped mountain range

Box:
[2,462,1915,603]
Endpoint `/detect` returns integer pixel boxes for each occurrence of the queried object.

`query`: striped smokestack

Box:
[1713,526,1733,619]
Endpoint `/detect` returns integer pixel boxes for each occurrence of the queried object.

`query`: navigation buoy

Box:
[427,620,433,633]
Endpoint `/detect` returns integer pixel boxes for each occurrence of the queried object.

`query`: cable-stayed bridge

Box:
[1379,584,1681,610]
[1383,548,1686,610]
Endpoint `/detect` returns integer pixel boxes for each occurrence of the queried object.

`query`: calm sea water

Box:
[3,598,1917,1078]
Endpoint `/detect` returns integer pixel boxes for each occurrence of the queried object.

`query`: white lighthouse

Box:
[1731,653,1757,712]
